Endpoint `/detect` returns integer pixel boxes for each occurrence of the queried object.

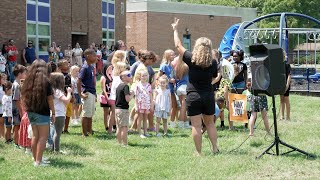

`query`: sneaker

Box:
[140,134,147,139]
[184,121,191,129]
[144,133,151,137]
[170,121,176,128]
[156,133,161,137]
[34,162,49,167]
[14,144,21,149]
[25,148,32,154]
[178,121,184,129]
[46,143,53,149]
[163,133,172,137]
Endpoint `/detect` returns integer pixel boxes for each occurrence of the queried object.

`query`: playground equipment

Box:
[220,12,320,93]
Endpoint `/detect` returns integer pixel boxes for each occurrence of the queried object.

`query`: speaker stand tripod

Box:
[256,95,316,159]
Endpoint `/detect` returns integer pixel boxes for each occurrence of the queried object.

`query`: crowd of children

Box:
[0,38,292,166]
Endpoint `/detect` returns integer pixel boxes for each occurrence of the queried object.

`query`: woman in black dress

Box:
[172,18,218,155]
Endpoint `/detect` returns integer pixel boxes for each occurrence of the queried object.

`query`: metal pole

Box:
[314,33,317,71]
[298,33,300,65]
[306,32,308,68]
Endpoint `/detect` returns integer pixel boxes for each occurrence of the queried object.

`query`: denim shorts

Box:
[74,93,82,105]
[4,117,12,127]
[27,112,50,126]
[13,116,20,126]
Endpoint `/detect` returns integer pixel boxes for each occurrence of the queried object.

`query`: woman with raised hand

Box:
[172,18,219,156]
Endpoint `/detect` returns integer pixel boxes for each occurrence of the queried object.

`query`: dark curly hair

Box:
[21,59,51,113]
[138,50,157,63]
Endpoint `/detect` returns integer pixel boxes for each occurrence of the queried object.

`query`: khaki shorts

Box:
[115,109,129,127]
[82,92,96,118]
[66,103,73,117]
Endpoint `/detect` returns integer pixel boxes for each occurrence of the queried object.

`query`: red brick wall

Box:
[126,12,148,53]
[0,0,26,63]
[51,0,72,49]
[115,0,126,42]
[147,12,241,59]
[87,0,102,47]
[127,12,241,63]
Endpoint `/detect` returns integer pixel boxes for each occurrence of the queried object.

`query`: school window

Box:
[26,0,51,61]
[102,0,115,48]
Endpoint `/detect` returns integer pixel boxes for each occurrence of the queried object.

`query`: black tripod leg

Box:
[256,141,276,159]
[279,140,316,158]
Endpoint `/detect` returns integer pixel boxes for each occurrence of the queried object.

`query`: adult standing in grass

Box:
[21,59,55,167]
[280,51,291,121]
[172,18,219,156]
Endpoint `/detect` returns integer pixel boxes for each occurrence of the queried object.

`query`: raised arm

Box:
[172,18,186,56]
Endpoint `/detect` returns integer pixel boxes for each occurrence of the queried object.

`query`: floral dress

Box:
[135,82,152,113]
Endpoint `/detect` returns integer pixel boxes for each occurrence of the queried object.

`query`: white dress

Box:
[154,88,171,119]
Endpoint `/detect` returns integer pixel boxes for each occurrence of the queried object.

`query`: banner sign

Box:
[228,93,248,122]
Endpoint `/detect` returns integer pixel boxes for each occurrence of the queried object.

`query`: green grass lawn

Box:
[0,80,319,179]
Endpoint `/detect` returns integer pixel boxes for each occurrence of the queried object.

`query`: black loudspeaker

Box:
[249,44,286,96]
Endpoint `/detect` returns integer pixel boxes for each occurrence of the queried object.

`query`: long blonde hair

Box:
[111,50,126,66]
[161,49,174,64]
[192,37,212,68]
[113,62,127,76]
[175,56,189,79]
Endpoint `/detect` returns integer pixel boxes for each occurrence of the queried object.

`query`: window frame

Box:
[102,0,115,47]
[26,0,51,56]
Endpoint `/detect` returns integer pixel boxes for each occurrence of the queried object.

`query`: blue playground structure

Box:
[219,12,320,94]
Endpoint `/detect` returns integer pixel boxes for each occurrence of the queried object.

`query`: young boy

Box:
[115,71,132,146]
[3,82,13,143]
[58,60,73,134]
[77,49,97,136]
[12,64,27,147]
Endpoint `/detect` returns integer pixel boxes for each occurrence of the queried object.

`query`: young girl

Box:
[3,81,13,143]
[21,59,55,166]
[100,64,113,133]
[50,72,72,152]
[135,70,153,138]
[158,49,178,128]
[109,50,128,132]
[154,75,171,137]
[172,55,190,128]
[0,73,6,139]
[70,65,81,125]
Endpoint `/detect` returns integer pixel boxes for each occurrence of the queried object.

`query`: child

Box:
[242,81,253,129]
[58,60,73,134]
[21,59,55,167]
[135,70,153,138]
[18,78,32,154]
[0,73,6,139]
[12,64,27,148]
[70,65,81,125]
[249,95,271,136]
[158,49,177,128]
[50,72,72,152]
[3,81,13,143]
[115,71,132,146]
[154,75,171,137]
[100,64,113,133]
[77,49,97,136]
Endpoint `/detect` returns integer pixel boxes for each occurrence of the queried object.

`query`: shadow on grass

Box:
[50,158,84,169]
[0,143,4,149]
[93,131,116,140]
[0,156,5,163]
[249,141,264,147]
[60,142,94,156]
[128,142,154,148]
